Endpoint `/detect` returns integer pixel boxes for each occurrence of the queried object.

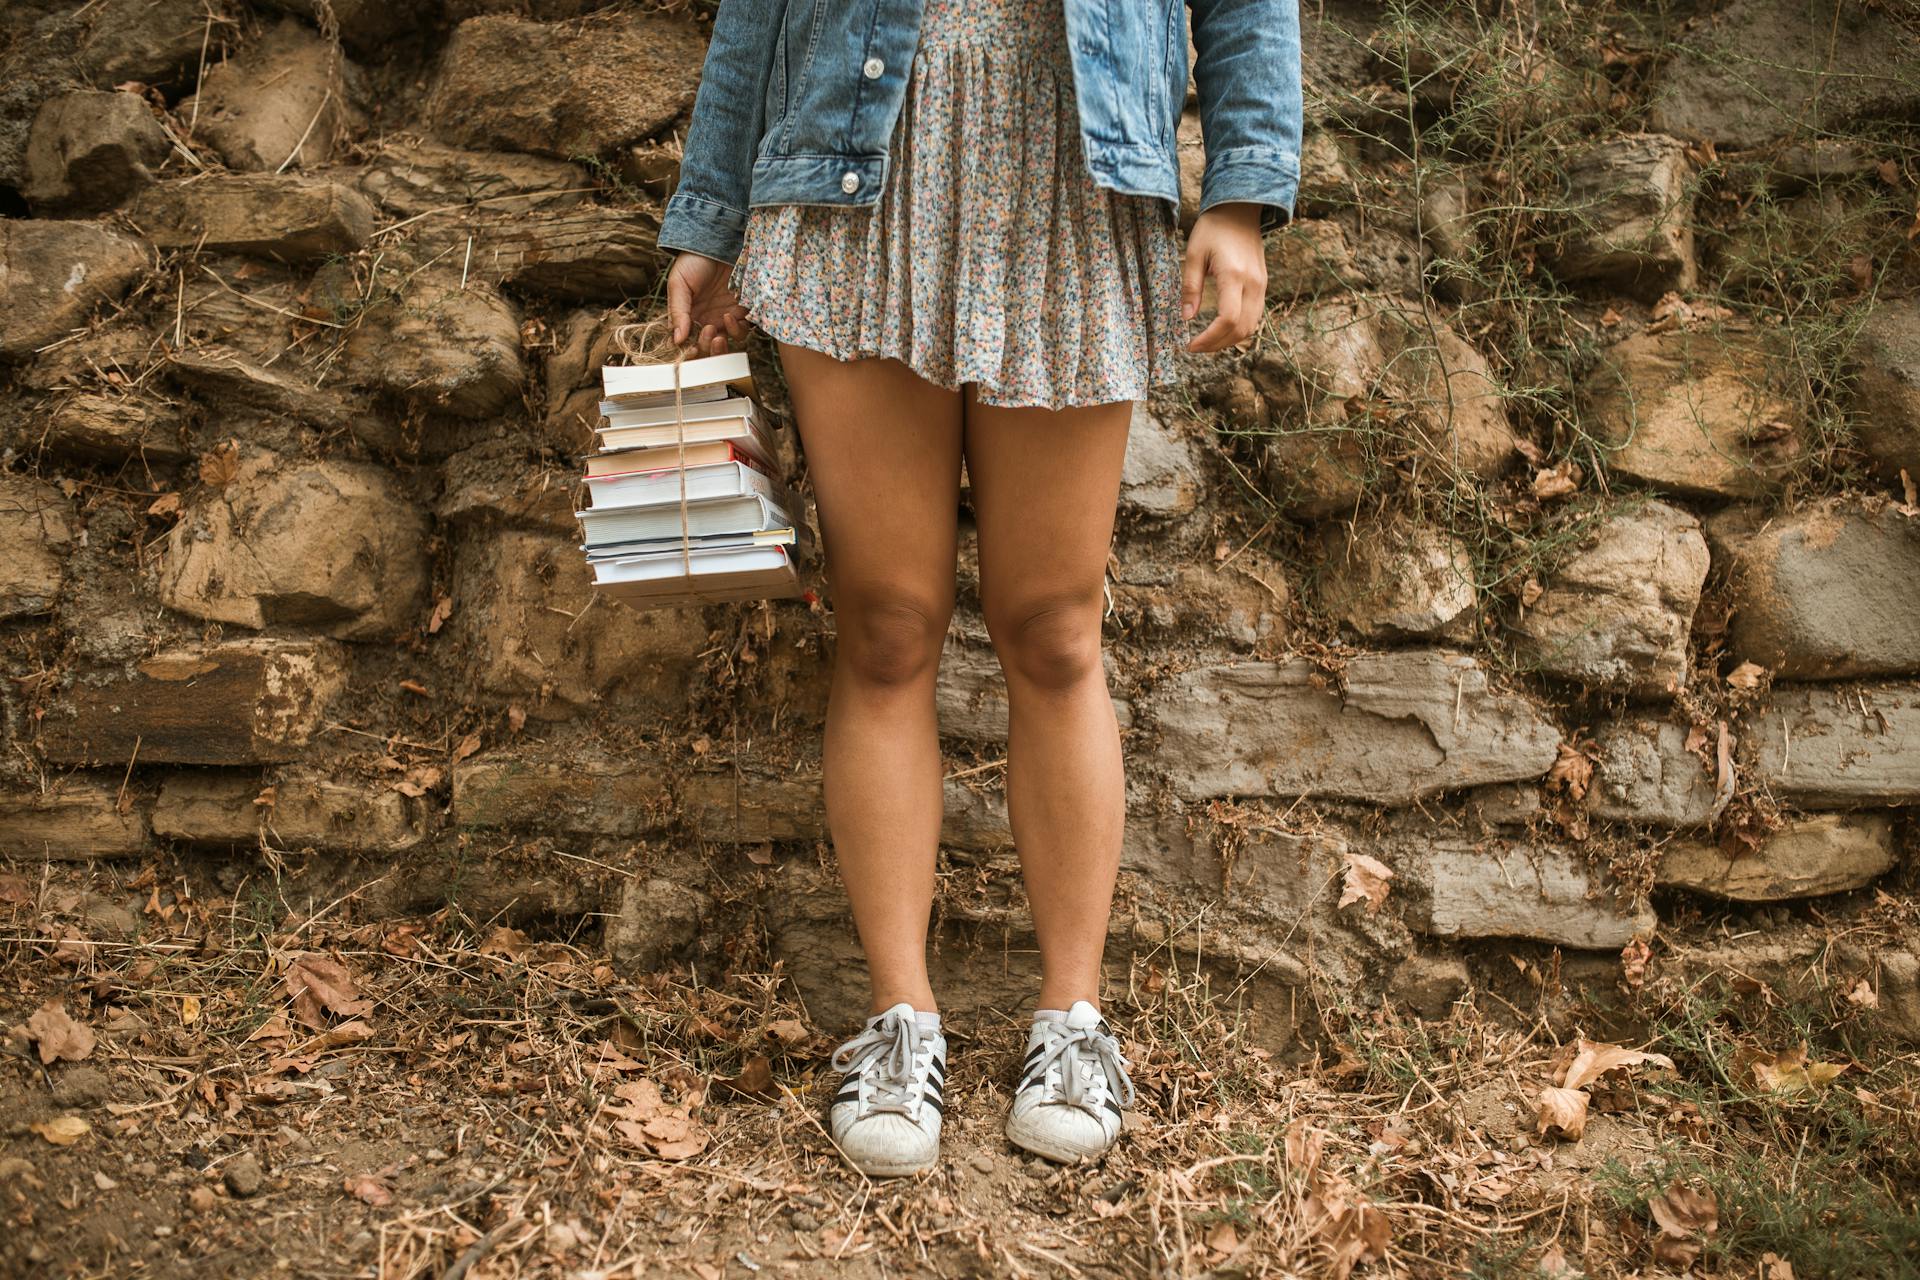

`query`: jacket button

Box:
[840,171,860,193]
[862,56,885,78]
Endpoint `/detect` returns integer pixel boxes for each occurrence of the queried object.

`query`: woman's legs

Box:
[777,342,965,1017]
[961,392,1134,1013]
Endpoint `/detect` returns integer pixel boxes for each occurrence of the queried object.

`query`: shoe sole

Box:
[844,1155,937,1178]
[1003,1114,1113,1165]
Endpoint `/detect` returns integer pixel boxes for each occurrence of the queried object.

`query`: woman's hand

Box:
[1182,202,1269,353]
[666,251,751,356]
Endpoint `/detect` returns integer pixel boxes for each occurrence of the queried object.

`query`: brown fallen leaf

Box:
[1726,660,1767,691]
[31,1114,91,1146]
[25,1001,96,1065]
[1546,742,1595,801]
[1558,1038,1675,1092]
[1648,1181,1717,1269]
[344,1171,393,1206]
[1535,1086,1590,1139]
[1751,1043,1847,1095]
[284,953,373,1030]
[1338,852,1394,915]
[1531,460,1580,501]
[478,926,530,960]
[1760,1251,1796,1280]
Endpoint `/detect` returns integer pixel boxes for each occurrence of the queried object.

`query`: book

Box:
[601,350,757,404]
[584,525,797,563]
[583,439,762,477]
[591,542,802,604]
[582,458,778,509]
[576,491,791,546]
[595,409,775,459]
[599,392,755,427]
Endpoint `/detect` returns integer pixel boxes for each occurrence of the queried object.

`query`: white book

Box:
[601,351,755,402]
[592,544,801,607]
[577,492,791,546]
[583,459,778,509]
[587,526,795,562]
[599,393,755,428]
[596,411,776,458]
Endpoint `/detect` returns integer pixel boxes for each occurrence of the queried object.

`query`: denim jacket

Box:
[657,0,1303,265]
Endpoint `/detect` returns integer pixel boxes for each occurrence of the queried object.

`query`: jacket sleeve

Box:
[656,0,783,265]
[1186,0,1303,234]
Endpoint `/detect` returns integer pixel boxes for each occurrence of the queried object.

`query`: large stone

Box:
[1659,814,1896,902]
[450,528,708,719]
[0,474,77,619]
[0,219,149,362]
[128,173,376,262]
[176,17,359,171]
[23,90,171,213]
[608,875,712,973]
[426,13,705,158]
[0,778,148,860]
[155,453,431,641]
[1581,327,1808,499]
[1142,651,1561,803]
[1749,681,1920,808]
[682,769,826,843]
[255,0,414,56]
[1850,299,1920,486]
[357,140,593,218]
[45,394,191,464]
[1587,718,1726,829]
[1313,516,1475,641]
[1250,295,1515,516]
[452,753,672,837]
[484,208,664,302]
[163,345,357,433]
[38,640,348,766]
[1513,500,1708,698]
[152,769,426,853]
[1710,503,1920,679]
[74,0,220,87]
[340,267,526,417]
[1120,402,1204,520]
[1417,839,1655,949]
[1647,0,1920,151]
[436,440,579,533]
[1263,216,1424,302]
[1547,134,1695,301]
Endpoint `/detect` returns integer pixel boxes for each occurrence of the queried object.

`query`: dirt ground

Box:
[3,856,1917,1280]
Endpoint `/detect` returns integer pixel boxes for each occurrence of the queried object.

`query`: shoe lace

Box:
[1031,1024,1136,1111]
[830,1011,928,1117]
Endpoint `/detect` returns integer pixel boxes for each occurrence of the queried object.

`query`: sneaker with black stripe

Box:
[1004,1000,1134,1164]
[824,1001,946,1177]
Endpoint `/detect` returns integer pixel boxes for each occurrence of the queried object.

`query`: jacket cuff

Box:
[1198,146,1300,234]
[657,191,748,266]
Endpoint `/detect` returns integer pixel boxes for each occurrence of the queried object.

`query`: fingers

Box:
[667,263,693,347]
[1185,259,1266,353]
[1180,241,1209,322]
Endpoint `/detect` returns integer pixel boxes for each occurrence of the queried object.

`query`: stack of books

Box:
[576,350,802,607]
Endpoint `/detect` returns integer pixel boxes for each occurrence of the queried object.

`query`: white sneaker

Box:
[1004,1000,1135,1164]
[824,1002,946,1177]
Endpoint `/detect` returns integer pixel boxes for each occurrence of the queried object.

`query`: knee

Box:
[836,595,952,688]
[987,592,1105,692]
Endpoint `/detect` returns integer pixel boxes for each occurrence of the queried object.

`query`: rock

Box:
[1120,403,1204,520]
[255,0,414,56]
[0,778,148,859]
[1251,295,1515,516]
[1647,0,1920,151]
[1859,948,1920,1046]
[339,266,525,418]
[1709,503,1920,679]
[79,895,141,941]
[1749,681,1920,807]
[484,208,664,302]
[128,173,376,262]
[1174,110,1205,230]
[1263,216,1424,302]
[176,17,359,171]
[1471,782,1543,828]
[222,1153,264,1199]
[23,90,170,213]
[935,635,1130,745]
[1513,500,1708,697]
[1142,650,1561,803]
[152,770,426,854]
[1581,326,1807,499]
[163,345,357,433]
[1417,838,1654,949]
[452,754,671,837]
[1296,128,1353,218]
[942,778,1011,851]
[1546,134,1695,301]
[73,0,218,87]
[1313,516,1475,641]
[0,219,149,362]
[608,877,711,972]
[449,529,708,719]
[682,769,825,843]
[1420,173,1479,302]
[45,394,191,464]
[426,12,705,158]
[52,1065,118,1107]
[1109,557,1289,649]
[1659,814,1896,901]
[0,474,77,619]
[357,140,592,218]
[436,441,579,533]
[1587,718,1726,829]
[1388,952,1470,1020]
[37,639,348,766]
[155,453,432,641]
[1850,298,1920,486]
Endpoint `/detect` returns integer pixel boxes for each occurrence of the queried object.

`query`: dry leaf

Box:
[1535,1086,1589,1139]
[1760,1251,1796,1280]
[1531,461,1580,501]
[198,441,241,491]
[1845,979,1878,1009]
[1558,1039,1675,1092]
[31,1114,91,1146]
[285,954,373,1030]
[478,926,530,960]
[344,1171,393,1206]
[180,994,202,1026]
[1546,743,1595,800]
[1751,1043,1847,1094]
[1647,1181,1717,1269]
[427,594,455,634]
[765,1019,811,1046]
[1338,852,1394,915]
[452,731,482,763]
[1726,660,1767,690]
[25,1001,96,1065]
[146,492,182,519]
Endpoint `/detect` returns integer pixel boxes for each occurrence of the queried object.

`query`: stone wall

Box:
[2,0,1917,1047]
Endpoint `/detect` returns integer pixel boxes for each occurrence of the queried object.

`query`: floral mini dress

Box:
[729,0,1187,410]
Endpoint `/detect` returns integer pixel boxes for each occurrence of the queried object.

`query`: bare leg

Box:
[778,342,964,1016]
[962,392,1133,1012]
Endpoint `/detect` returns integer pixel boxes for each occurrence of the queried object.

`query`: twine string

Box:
[610,318,710,601]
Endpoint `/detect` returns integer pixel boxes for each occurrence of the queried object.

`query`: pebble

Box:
[223,1152,264,1198]
[789,1210,819,1232]
[970,1153,994,1174]
[53,1066,115,1108]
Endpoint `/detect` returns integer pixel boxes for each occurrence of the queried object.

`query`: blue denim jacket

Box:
[657,0,1303,265]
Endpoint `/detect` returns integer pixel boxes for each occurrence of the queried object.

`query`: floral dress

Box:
[729,0,1187,410]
